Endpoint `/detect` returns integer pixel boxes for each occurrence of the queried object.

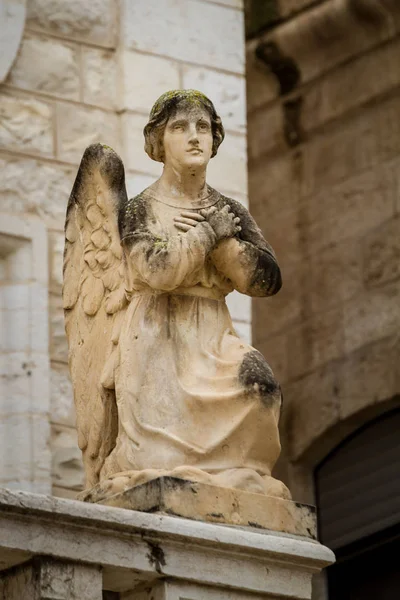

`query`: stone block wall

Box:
[246,0,400,502]
[0,0,248,496]
[0,215,51,494]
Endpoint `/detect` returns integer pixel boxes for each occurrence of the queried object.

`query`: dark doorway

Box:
[327,524,400,600]
[315,408,400,599]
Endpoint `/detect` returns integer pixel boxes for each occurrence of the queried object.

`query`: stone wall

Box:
[247,0,400,503]
[0,0,249,496]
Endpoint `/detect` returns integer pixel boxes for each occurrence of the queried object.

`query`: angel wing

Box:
[63,144,129,490]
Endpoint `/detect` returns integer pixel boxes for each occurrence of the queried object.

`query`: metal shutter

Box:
[315,408,400,550]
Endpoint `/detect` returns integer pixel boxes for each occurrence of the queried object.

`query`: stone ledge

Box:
[98,476,317,539]
[247,0,400,103]
[0,487,334,596]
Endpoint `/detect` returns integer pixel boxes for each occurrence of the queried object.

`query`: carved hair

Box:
[143,89,225,162]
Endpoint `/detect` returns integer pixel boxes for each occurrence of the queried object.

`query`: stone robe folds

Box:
[101,188,289,498]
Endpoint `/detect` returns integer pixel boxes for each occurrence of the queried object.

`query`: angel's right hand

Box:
[174,211,205,232]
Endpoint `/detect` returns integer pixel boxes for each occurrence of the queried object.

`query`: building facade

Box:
[246,1,400,598]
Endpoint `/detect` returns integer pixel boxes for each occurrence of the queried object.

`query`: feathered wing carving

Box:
[63,144,129,490]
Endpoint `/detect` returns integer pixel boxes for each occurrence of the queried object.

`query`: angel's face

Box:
[162,107,213,170]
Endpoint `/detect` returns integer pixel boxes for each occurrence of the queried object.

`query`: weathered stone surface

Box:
[0,155,74,226]
[182,66,246,133]
[0,351,49,416]
[252,0,400,96]
[246,48,278,113]
[253,263,302,337]
[255,332,288,384]
[125,582,282,600]
[301,97,400,197]
[343,280,400,354]
[302,36,400,133]
[56,103,120,164]
[27,0,118,47]
[52,486,78,499]
[122,0,245,74]
[281,335,400,463]
[0,414,33,483]
[40,560,102,600]
[247,0,400,515]
[0,93,53,156]
[0,562,34,600]
[0,0,27,83]
[255,207,301,267]
[63,133,284,499]
[0,414,51,490]
[99,476,317,538]
[0,559,102,600]
[121,51,180,114]
[0,352,32,414]
[0,215,51,494]
[32,415,52,482]
[363,215,400,288]
[207,131,248,195]
[309,238,363,314]
[278,0,315,17]
[51,425,84,491]
[339,335,400,421]
[287,307,344,379]
[50,362,75,428]
[247,103,285,161]
[29,293,49,359]
[303,162,396,254]
[48,230,64,292]
[203,0,243,7]
[50,294,68,363]
[1,303,29,353]
[121,112,163,176]
[8,33,80,99]
[0,487,335,598]
[82,47,118,109]
[249,153,300,223]
[283,364,341,461]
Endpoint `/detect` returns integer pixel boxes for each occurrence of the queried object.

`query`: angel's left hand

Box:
[174,211,205,232]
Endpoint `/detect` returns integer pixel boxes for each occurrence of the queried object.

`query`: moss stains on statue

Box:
[144,89,225,162]
[64,89,290,502]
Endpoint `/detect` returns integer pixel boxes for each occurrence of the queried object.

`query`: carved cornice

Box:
[0,0,27,83]
[247,0,400,96]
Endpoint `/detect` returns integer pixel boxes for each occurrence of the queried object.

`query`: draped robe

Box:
[100,187,290,498]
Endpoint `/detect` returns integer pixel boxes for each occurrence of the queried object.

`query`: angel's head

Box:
[143,90,225,169]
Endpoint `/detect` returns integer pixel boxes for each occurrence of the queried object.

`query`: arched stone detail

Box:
[0,0,27,83]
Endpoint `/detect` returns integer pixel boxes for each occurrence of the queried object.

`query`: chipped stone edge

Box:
[247,0,400,98]
[0,487,334,569]
[98,476,318,540]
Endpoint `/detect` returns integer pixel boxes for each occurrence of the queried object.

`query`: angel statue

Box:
[63,89,290,504]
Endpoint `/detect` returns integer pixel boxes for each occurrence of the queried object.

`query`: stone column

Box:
[0,557,102,600]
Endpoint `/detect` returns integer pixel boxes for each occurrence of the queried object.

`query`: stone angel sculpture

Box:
[63,90,290,503]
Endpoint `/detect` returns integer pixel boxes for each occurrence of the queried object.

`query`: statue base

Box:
[96,476,317,539]
[0,487,334,599]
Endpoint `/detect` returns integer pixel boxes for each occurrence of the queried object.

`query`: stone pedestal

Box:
[0,488,334,599]
[97,476,317,539]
